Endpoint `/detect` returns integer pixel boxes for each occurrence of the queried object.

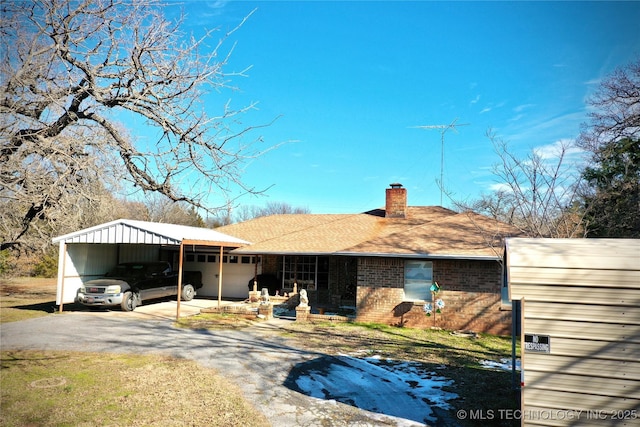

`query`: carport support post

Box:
[57,241,67,313]
[217,246,224,308]
[176,241,184,321]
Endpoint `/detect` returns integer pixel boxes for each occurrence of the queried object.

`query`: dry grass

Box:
[0,277,58,323]
[175,312,263,330]
[0,350,270,427]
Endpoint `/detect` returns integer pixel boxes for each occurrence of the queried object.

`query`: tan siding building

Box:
[507,238,640,427]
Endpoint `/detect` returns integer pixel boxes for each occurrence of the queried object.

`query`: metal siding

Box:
[507,238,640,427]
[507,238,640,271]
[523,389,640,413]
[520,336,640,360]
[57,222,182,245]
[524,301,640,325]
[58,244,118,304]
[118,244,161,263]
[509,267,639,290]
[511,284,638,305]
[525,371,640,399]
[523,405,627,427]
[524,353,640,380]
[524,318,640,342]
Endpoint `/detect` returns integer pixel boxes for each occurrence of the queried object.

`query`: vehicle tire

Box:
[181,284,195,301]
[121,291,137,312]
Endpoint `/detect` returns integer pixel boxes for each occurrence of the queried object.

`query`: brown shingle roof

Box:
[219,207,522,259]
[344,211,521,257]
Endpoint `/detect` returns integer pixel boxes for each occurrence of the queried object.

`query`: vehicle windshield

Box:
[105,264,148,278]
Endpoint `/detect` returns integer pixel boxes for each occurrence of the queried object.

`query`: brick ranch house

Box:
[219,184,521,335]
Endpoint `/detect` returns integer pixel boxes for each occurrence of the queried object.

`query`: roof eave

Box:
[232,247,501,261]
[334,251,501,261]
[231,249,334,256]
[182,239,248,248]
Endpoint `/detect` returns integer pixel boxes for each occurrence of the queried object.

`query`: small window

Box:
[228,256,238,264]
[241,256,251,264]
[404,260,433,301]
[207,255,216,263]
[186,254,195,262]
[197,254,206,263]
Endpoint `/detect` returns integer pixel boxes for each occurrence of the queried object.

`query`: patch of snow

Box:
[480,358,521,371]
[290,355,458,425]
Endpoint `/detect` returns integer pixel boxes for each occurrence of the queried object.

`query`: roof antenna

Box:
[410,118,469,206]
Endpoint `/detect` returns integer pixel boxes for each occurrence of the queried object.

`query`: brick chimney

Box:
[385,183,407,218]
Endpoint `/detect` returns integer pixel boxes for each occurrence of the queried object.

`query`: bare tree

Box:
[578,58,640,153]
[207,201,311,226]
[458,131,587,238]
[142,193,205,227]
[577,58,640,237]
[1,0,272,252]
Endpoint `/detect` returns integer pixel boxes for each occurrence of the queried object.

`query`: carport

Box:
[52,219,249,319]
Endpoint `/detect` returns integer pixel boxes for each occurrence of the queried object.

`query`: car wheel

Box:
[182,284,195,301]
[121,291,137,311]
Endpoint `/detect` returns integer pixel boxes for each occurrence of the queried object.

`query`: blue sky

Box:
[168,1,640,214]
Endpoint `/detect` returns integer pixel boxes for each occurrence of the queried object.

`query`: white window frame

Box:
[404,260,433,301]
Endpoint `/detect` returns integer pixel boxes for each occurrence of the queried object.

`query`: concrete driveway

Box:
[1,310,444,426]
[60,297,237,320]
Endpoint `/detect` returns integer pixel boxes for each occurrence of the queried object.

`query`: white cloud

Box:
[513,103,535,113]
[479,100,506,114]
[584,78,601,86]
[488,182,512,193]
[533,139,584,160]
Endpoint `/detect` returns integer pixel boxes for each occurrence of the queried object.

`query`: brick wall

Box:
[355,257,511,335]
[385,185,407,218]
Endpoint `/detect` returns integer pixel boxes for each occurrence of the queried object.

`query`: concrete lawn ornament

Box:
[298,289,309,307]
[260,288,270,305]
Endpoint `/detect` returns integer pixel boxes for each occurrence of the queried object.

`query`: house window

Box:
[404,260,433,301]
[281,256,329,290]
[197,254,206,263]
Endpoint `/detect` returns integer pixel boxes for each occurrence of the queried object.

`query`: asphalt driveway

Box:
[1,311,453,426]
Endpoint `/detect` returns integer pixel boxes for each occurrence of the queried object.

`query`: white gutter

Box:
[232,248,500,261]
[334,251,501,261]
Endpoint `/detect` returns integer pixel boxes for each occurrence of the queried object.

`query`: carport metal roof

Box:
[52,218,249,246]
[53,219,250,319]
